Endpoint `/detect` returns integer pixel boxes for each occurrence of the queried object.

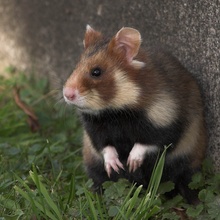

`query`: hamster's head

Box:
[63,25,146,113]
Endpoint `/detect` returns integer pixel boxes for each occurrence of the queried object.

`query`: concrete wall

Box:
[0,0,219,171]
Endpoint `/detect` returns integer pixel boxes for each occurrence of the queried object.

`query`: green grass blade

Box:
[114,207,129,220]
[84,189,98,220]
[30,168,63,220]
[94,193,107,220]
[14,173,39,215]
[14,186,58,220]
[65,174,76,212]
[0,195,21,212]
[146,146,169,207]
[115,183,137,216]
[124,185,143,218]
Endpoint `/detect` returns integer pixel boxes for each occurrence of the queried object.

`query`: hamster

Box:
[63,25,207,204]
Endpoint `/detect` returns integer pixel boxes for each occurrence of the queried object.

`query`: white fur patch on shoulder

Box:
[110,69,140,108]
[131,60,146,69]
[147,92,178,127]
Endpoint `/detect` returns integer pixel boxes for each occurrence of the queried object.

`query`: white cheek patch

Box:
[147,92,178,127]
[110,69,141,108]
[63,87,106,113]
[85,89,105,110]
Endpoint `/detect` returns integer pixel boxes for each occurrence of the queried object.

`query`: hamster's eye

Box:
[90,67,102,78]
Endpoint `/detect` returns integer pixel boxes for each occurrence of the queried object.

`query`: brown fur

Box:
[82,131,102,165]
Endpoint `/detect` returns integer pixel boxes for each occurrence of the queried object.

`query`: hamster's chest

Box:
[82,108,184,156]
[81,110,151,153]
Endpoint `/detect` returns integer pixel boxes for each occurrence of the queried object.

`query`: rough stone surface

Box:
[0,0,219,171]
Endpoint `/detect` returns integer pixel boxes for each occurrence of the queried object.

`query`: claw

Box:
[102,146,124,177]
[127,143,157,173]
[127,156,142,173]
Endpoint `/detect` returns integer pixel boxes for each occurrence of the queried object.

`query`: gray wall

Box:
[0,0,219,171]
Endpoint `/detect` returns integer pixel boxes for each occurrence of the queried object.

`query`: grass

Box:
[0,67,220,219]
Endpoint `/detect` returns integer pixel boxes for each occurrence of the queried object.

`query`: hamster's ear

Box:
[108,27,142,63]
[83,25,102,49]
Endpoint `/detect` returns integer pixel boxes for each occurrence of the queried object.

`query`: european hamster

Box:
[63,25,207,204]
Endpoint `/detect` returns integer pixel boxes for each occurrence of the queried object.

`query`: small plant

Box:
[184,159,220,220]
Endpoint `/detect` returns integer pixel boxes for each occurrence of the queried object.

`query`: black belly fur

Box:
[81,108,186,159]
[81,108,198,203]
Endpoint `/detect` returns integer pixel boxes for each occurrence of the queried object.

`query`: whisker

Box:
[54,97,66,107]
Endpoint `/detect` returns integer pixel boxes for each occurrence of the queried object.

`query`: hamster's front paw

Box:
[102,146,124,177]
[127,143,157,172]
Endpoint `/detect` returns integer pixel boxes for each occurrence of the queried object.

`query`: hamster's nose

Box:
[63,87,76,101]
